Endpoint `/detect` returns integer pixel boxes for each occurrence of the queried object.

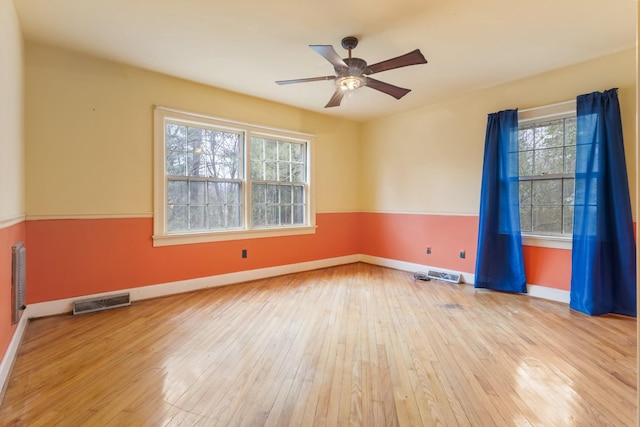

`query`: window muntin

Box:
[153,107,315,245]
[250,137,306,227]
[518,116,576,236]
[166,122,244,232]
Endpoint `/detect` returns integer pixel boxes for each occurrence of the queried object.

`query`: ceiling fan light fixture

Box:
[336,75,365,91]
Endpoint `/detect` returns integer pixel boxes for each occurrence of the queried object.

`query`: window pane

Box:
[252,205,265,226]
[167,151,187,176]
[293,205,304,224]
[278,162,291,182]
[251,138,264,160]
[564,146,576,174]
[167,205,188,231]
[563,206,574,234]
[166,124,186,151]
[534,147,564,175]
[253,183,266,204]
[210,130,241,179]
[291,144,304,162]
[519,151,534,176]
[278,142,291,161]
[227,183,241,205]
[533,206,562,234]
[208,182,225,206]
[520,205,532,232]
[189,206,206,229]
[251,160,264,180]
[563,179,574,205]
[264,139,278,161]
[519,128,534,151]
[519,181,532,206]
[279,185,292,204]
[535,120,564,149]
[208,206,225,228]
[532,180,562,206]
[291,163,304,182]
[265,161,277,181]
[266,206,278,225]
[168,180,188,204]
[280,205,292,225]
[564,118,577,146]
[189,181,206,204]
[227,205,241,228]
[293,185,304,204]
[266,184,278,204]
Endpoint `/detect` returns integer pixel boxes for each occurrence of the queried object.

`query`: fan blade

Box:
[325,88,345,108]
[276,76,336,85]
[365,77,411,99]
[365,49,427,75]
[310,45,348,69]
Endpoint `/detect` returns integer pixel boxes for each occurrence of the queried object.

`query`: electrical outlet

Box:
[426,247,431,254]
[459,250,465,259]
[242,249,247,258]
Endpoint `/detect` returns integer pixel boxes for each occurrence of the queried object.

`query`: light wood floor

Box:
[0,263,636,426]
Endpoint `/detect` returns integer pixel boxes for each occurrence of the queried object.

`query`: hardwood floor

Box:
[0,263,636,426]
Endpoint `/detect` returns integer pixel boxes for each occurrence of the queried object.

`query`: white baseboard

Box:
[0,311,29,405]
[527,284,570,304]
[359,255,475,284]
[1,252,570,403]
[26,255,361,319]
[360,254,570,304]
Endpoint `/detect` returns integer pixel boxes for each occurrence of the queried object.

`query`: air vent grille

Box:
[73,293,131,315]
[427,270,462,284]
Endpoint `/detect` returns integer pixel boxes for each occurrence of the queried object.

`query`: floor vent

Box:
[73,293,131,315]
[427,270,462,284]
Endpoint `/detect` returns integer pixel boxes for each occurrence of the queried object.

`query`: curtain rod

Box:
[519,99,575,114]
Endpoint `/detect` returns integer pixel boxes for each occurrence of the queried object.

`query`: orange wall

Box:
[24,212,579,305]
[522,246,572,291]
[0,222,26,359]
[357,212,573,290]
[357,212,479,273]
[25,213,359,303]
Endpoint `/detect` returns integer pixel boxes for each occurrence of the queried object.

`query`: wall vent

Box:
[73,293,131,315]
[427,270,462,284]
[11,242,26,324]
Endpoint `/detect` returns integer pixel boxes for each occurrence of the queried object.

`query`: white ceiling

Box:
[14,0,637,121]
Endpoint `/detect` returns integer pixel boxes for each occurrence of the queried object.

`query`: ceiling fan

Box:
[276,36,427,108]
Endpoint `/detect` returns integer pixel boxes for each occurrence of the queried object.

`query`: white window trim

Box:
[153,106,316,247]
[518,99,576,250]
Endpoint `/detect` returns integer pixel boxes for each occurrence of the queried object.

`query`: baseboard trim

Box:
[0,312,29,406]
[359,255,475,284]
[360,255,570,304]
[26,255,361,319]
[527,284,570,304]
[3,253,571,402]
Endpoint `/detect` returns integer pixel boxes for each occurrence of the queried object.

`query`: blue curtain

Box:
[570,89,636,316]
[475,109,527,293]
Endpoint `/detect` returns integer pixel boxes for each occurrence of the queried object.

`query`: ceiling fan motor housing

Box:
[336,57,369,77]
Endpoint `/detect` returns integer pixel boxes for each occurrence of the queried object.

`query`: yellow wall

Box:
[361,49,637,217]
[24,42,361,217]
[0,0,24,222]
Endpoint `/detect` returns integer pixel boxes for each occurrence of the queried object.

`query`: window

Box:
[153,107,315,246]
[517,101,576,244]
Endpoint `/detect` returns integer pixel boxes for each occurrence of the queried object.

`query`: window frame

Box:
[517,100,576,250]
[153,106,316,247]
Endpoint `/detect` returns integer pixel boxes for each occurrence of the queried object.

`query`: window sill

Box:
[153,225,317,247]
[522,234,572,250]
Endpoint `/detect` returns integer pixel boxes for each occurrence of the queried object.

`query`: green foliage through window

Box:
[163,119,308,234]
[518,117,576,236]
